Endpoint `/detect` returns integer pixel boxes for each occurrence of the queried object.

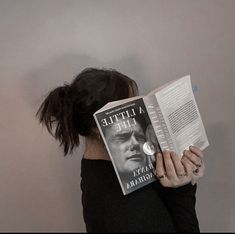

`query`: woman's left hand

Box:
[155,150,191,188]
[155,146,205,188]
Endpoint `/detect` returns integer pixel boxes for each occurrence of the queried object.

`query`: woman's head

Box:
[36,67,139,155]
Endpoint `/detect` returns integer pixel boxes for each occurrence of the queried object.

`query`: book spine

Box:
[144,97,175,152]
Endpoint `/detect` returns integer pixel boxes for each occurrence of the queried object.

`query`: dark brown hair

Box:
[36,67,139,156]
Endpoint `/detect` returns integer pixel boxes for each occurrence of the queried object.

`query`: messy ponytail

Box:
[36,84,79,155]
[36,67,139,156]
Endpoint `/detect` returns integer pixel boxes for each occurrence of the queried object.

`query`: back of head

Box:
[36,67,139,156]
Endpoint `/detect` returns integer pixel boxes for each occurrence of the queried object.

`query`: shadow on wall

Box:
[18,53,146,231]
[197,122,235,232]
[21,54,101,110]
[20,53,146,110]
[18,54,104,232]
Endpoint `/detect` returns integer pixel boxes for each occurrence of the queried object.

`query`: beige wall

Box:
[1,0,235,232]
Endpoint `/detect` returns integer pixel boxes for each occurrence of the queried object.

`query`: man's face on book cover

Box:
[105,119,148,175]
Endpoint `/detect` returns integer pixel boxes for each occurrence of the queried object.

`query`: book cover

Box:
[94,98,157,195]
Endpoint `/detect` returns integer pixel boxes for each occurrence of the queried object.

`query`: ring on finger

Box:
[193,168,199,174]
[155,172,166,180]
[196,163,202,168]
[177,173,187,177]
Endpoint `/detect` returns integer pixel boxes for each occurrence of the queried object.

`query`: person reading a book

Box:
[36,67,205,233]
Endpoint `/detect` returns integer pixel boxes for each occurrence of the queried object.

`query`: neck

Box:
[83,136,110,161]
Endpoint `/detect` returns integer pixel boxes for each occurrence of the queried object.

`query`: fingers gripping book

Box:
[93,75,209,195]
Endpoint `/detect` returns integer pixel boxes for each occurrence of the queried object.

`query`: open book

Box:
[93,75,209,195]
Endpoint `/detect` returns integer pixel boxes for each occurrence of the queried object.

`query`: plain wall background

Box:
[0,0,235,232]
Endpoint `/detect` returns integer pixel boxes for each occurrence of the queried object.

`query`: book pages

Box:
[151,75,209,156]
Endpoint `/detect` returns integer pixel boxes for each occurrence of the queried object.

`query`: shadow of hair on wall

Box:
[21,54,101,110]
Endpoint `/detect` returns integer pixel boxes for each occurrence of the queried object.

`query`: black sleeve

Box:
[156,182,200,233]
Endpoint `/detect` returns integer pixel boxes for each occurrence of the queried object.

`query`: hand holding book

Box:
[155,146,204,188]
[146,124,204,187]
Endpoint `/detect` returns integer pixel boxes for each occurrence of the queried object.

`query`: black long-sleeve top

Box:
[80,158,200,233]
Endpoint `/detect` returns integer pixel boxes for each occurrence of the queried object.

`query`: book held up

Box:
[93,75,209,195]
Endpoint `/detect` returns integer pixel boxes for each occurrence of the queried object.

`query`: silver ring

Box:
[156,173,166,180]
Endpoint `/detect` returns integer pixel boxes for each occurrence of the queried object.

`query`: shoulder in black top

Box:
[80,158,199,233]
